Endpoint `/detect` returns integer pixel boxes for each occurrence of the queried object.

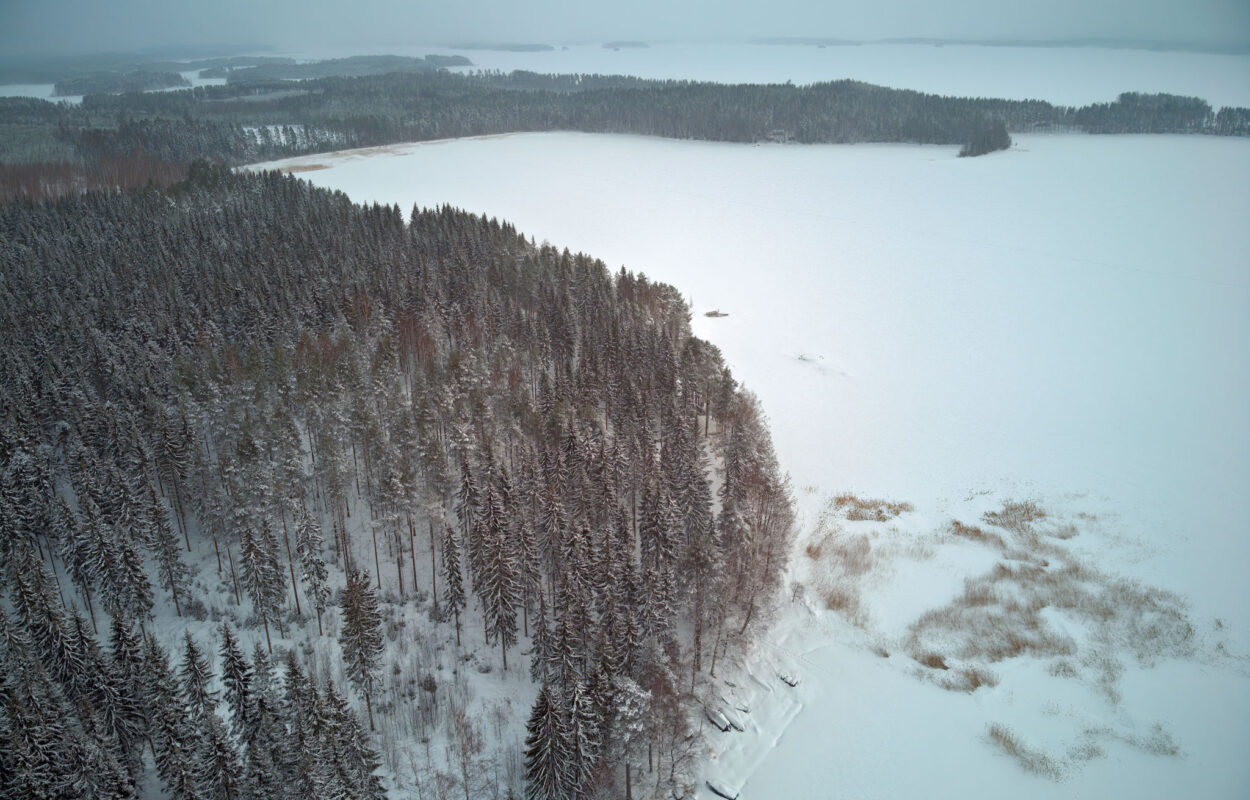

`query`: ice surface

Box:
[0,82,82,104]
[252,131,1250,796]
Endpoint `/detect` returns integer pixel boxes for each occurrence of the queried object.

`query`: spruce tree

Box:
[529,588,552,684]
[143,634,208,800]
[179,631,216,720]
[440,523,466,647]
[480,521,519,671]
[524,685,572,800]
[322,680,386,800]
[568,679,601,798]
[147,485,190,617]
[339,566,384,731]
[239,524,284,653]
[294,510,330,636]
[217,622,252,741]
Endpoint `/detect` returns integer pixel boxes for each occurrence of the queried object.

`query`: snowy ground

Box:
[252,131,1250,797]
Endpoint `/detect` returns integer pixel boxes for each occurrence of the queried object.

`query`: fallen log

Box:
[705,782,739,800]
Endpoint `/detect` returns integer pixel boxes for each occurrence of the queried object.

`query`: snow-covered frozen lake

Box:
[255,130,1250,796]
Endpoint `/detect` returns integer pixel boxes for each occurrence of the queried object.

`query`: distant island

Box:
[752,37,862,47]
[450,42,555,52]
[751,36,1250,56]
[54,70,189,96]
[204,54,473,83]
[604,41,650,50]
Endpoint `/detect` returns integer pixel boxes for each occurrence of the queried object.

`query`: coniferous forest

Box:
[2,67,1247,199]
[0,163,794,798]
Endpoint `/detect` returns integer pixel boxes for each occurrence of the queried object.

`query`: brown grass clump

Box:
[983,500,1047,532]
[1049,524,1079,540]
[917,651,949,670]
[281,163,330,173]
[823,586,862,617]
[834,494,915,521]
[942,666,999,692]
[1132,724,1182,757]
[987,723,1065,781]
[805,521,878,626]
[950,520,1007,550]
[1047,659,1078,679]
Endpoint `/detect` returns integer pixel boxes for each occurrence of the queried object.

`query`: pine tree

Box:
[339,566,384,731]
[524,685,572,800]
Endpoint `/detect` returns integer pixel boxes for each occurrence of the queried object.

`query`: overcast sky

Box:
[1,0,1247,58]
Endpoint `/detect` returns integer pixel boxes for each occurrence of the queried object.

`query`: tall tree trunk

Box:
[81,583,97,633]
[166,559,182,618]
[279,503,302,616]
[426,517,437,613]
[226,545,241,606]
[395,524,405,598]
[211,532,223,576]
[371,520,383,592]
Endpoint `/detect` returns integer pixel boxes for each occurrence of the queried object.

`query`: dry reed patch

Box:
[983,500,1047,531]
[986,723,1065,781]
[941,666,999,692]
[909,504,1193,688]
[1048,523,1079,540]
[1047,659,1078,679]
[950,520,1007,551]
[1084,723,1183,758]
[280,163,330,173]
[823,586,862,619]
[804,523,879,626]
[834,494,915,521]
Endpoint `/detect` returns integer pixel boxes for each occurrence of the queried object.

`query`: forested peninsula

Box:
[0,164,793,798]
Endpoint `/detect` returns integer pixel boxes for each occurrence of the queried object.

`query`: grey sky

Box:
[1,0,1247,57]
